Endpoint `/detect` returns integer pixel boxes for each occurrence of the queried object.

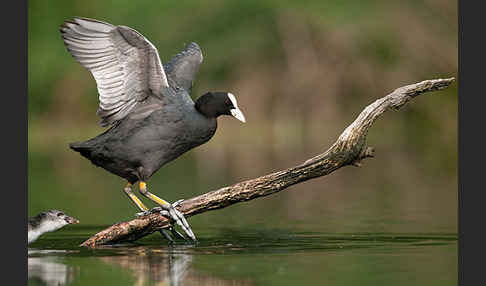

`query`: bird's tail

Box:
[69,141,93,159]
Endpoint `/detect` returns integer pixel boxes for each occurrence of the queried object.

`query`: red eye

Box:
[225,99,231,106]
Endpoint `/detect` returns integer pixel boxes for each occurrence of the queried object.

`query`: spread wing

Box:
[60,17,169,127]
[164,42,203,93]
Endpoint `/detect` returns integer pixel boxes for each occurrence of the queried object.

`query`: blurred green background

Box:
[28,0,457,234]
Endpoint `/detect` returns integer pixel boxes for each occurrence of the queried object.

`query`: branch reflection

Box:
[99,246,251,286]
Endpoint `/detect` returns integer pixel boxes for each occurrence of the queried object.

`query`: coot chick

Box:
[28,210,79,244]
[60,17,245,242]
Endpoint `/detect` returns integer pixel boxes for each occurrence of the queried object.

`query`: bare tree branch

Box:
[80,77,455,248]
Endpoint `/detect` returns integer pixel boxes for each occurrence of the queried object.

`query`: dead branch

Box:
[80,77,455,248]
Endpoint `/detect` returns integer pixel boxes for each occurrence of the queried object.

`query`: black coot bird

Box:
[60,17,245,242]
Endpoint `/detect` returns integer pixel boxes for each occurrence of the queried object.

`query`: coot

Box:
[60,17,245,242]
[28,210,79,244]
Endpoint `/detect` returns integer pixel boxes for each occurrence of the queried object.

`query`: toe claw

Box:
[159,210,170,217]
[159,229,175,244]
[170,227,186,241]
[173,199,184,207]
[135,210,150,218]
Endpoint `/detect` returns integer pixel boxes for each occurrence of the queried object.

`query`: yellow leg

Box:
[138,181,170,206]
[138,181,197,241]
[123,182,148,211]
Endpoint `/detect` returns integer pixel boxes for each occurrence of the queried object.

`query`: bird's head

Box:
[195,92,246,122]
[39,210,80,232]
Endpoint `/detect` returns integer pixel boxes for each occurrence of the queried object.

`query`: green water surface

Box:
[28,226,457,286]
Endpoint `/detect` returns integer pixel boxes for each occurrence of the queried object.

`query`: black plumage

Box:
[60,17,245,241]
[69,91,219,184]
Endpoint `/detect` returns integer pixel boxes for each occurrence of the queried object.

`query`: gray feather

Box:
[164,42,203,92]
[60,17,169,126]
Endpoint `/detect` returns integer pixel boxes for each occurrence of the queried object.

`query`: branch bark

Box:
[80,77,455,248]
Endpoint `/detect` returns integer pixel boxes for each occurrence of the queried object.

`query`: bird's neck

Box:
[194,104,212,118]
[194,96,220,118]
[28,220,65,244]
[28,229,42,244]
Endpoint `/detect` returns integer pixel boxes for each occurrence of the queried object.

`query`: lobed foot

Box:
[160,201,196,242]
[134,201,196,242]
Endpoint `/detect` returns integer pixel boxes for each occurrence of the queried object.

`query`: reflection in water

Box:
[26,231,456,286]
[27,245,251,286]
[99,246,252,286]
[28,256,77,286]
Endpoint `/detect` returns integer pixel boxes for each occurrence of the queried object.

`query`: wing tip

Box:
[73,16,107,24]
[60,16,114,33]
[187,42,200,49]
[185,42,203,62]
[59,19,76,33]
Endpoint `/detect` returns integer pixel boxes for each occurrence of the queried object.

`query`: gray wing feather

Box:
[164,42,203,92]
[60,17,169,127]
